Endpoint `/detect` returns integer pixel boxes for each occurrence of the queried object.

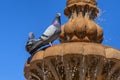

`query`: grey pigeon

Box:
[28,32,35,44]
[26,32,36,52]
[26,13,61,54]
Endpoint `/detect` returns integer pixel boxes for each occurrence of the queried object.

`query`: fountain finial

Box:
[60,0,103,43]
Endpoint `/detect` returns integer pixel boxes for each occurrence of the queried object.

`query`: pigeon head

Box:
[28,32,35,40]
[52,13,61,27]
[56,13,61,17]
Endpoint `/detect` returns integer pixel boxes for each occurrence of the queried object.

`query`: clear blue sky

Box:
[0,0,120,80]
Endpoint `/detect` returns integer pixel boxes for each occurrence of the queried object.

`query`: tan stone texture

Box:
[24,42,120,80]
[60,0,102,43]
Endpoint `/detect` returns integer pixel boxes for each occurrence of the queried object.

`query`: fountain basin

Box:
[24,42,120,80]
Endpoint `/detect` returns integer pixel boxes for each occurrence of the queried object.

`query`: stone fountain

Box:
[24,0,120,80]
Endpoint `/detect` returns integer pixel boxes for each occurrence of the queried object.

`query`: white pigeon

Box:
[26,13,61,54]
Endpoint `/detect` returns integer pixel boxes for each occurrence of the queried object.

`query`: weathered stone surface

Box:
[60,0,102,43]
[24,42,120,80]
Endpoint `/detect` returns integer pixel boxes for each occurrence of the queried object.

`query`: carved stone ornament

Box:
[60,0,103,43]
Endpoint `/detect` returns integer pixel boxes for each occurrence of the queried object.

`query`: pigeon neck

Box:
[53,20,60,27]
[52,17,61,27]
[28,39,34,42]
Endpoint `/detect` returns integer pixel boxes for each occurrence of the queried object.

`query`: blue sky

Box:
[0,0,120,80]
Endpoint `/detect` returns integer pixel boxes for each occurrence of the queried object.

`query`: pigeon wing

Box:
[40,25,57,40]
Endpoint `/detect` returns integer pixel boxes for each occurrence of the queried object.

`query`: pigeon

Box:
[28,32,35,44]
[25,32,36,52]
[26,13,61,54]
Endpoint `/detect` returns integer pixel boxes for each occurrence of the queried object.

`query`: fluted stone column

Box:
[24,0,120,80]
